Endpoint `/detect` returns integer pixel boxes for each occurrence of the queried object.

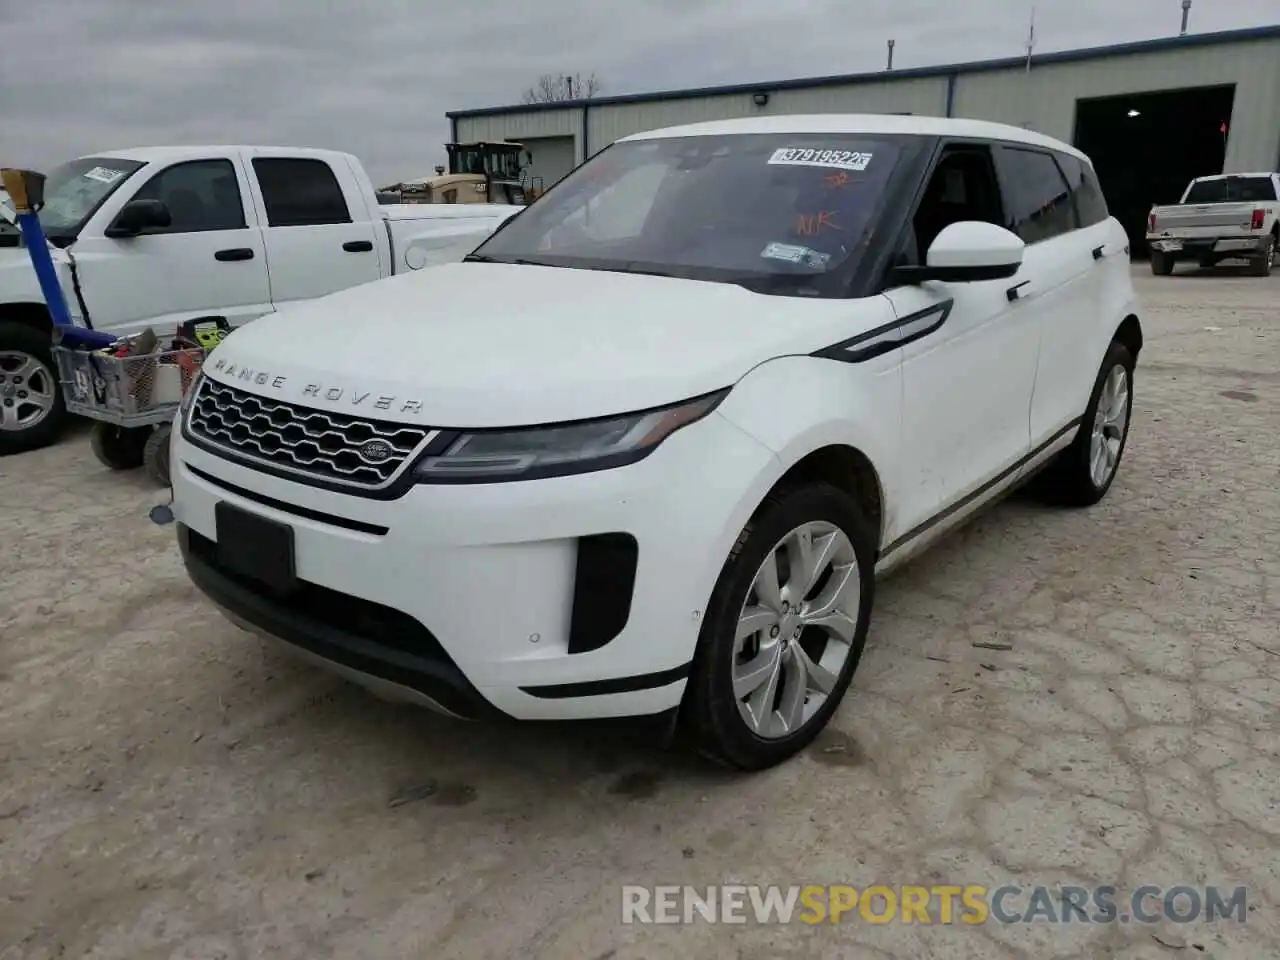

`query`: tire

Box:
[89,422,149,470]
[143,422,172,486]
[1149,251,1174,276]
[683,482,876,770]
[1250,235,1275,277]
[1038,341,1135,507]
[0,321,66,454]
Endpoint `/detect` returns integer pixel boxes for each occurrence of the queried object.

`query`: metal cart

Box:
[52,335,207,486]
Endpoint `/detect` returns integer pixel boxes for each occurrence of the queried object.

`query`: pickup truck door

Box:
[71,156,273,339]
[244,151,382,308]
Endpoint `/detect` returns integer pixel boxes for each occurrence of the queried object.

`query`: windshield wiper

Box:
[463,253,562,267]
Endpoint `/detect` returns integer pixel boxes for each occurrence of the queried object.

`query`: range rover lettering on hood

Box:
[208,356,426,416]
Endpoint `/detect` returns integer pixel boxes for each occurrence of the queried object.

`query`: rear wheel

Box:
[1038,341,1135,507]
[1150,251,1174,276]
[1250,235,1275,277]
[89,422,149,470]
[0,322,66,454]
[683,483,875,770]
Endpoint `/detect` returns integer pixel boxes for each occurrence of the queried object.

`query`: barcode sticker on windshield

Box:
[768,148,873,172]
[83,166,125,184]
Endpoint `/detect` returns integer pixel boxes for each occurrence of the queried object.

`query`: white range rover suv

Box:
[171,115,1142,770]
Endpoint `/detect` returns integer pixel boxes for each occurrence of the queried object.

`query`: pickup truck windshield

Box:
[471,133,910,292]
[35,157,145,239]
[1184,176,1277,204]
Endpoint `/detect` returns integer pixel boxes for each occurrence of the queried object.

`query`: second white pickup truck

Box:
[0,145,523,452]
[1146,172,1279,278]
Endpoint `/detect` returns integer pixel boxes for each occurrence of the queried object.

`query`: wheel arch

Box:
[1113,313,1143,361]
[0,301,55,335]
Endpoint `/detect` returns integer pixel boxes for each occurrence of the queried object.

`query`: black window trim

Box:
[251,157,353,228]
[993,143,1080,244]
[124,158,249,236]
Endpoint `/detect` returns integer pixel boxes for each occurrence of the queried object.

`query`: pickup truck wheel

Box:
[1149,251,1174,276]
[0,322,66,454]
[683,483,875,770]
[1250,235,1275,277]
[89,422,148,470]
[1039,341,1135,507]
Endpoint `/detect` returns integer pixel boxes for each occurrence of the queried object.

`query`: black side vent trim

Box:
[567,533,639,654]
[813,298,954,364]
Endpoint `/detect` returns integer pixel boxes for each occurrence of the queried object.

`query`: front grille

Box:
[188,378,433,488]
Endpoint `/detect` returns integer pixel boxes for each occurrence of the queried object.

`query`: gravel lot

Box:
[2,265,1278,960]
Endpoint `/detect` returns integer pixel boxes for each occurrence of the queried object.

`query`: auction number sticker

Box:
[83,166,125,184]
[768,148,873,172]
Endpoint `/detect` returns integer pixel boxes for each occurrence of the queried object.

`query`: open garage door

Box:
[516,136,576,194]
[1074,85,1235,258]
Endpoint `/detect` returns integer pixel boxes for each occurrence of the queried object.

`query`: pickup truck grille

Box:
[188,378,433,489]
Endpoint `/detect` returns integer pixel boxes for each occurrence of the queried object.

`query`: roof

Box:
[87,145,358,164]
[447,23,1280,119]
[622,114,1086,158]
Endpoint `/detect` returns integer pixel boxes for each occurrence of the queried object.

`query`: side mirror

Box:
[105,198,171,238]
[892,221,1025,285]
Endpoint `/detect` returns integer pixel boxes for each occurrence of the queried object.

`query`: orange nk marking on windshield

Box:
[795,211,842,236]
[823,171,852,188]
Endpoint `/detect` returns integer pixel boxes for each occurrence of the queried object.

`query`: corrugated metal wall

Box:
[452,36,1280,173]
[950,37,1280,171]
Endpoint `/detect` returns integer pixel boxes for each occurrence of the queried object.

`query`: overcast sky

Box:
[1,0,1275,184]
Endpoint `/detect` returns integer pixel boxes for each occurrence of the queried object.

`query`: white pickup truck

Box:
[0,146,523,452]
[1146,172,1279,278]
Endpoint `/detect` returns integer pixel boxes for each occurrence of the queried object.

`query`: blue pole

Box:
[14,211,74,327]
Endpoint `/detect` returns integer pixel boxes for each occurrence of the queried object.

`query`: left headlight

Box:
[413,388,728,483]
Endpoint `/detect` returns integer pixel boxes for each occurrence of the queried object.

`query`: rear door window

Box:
[252,158,352,227]
[1054,153,1109,227]
[993,147,1078,243]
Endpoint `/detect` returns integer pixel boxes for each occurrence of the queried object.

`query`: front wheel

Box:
[89,422,149,470]
[683,483,876,770]
[0,321,67,454]
[1038,341,1135,507]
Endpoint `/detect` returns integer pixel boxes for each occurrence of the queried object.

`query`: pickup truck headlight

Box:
[413,389,728,483]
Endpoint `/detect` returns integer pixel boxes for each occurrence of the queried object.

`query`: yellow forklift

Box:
[397,141,543,205]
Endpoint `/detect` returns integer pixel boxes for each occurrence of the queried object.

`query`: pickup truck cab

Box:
[170,114,1143,770]
[1146,172,1279,277]
[0,146,522,452]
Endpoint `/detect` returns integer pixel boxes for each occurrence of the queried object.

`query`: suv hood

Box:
[206,262,871,428]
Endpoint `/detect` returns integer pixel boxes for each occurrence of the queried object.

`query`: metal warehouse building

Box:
[447,24,1280,252]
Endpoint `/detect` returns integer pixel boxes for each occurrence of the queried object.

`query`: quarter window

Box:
[995,147,1077,243]
[1054,152,1109,227]
[252,158,352,227]
[131,160,247,233]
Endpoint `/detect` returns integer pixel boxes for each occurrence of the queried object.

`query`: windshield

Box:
[35,157,145,238]
[1184,176,1277,204]
[470,133,911,294]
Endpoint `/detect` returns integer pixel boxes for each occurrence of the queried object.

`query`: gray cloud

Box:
[1,0,1274,183]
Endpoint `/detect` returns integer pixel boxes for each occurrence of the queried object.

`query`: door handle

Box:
[1092,244,1106,260]
[343,240,373,253]
[1006,280,1031,302]
[215,248,255,262]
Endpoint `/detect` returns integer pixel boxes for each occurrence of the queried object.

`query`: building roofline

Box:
[447,23,1280,119]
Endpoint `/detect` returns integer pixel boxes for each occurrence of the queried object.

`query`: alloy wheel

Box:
[1089,363,1129,488]
[732,521,860,739]
[0,350,57,432]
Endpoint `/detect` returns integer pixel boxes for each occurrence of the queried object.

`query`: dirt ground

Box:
[2,265,1278,960]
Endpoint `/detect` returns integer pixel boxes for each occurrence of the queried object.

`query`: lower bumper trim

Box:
[520,662,692,699]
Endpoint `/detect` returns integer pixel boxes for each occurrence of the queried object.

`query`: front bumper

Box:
[172,409,780,722]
